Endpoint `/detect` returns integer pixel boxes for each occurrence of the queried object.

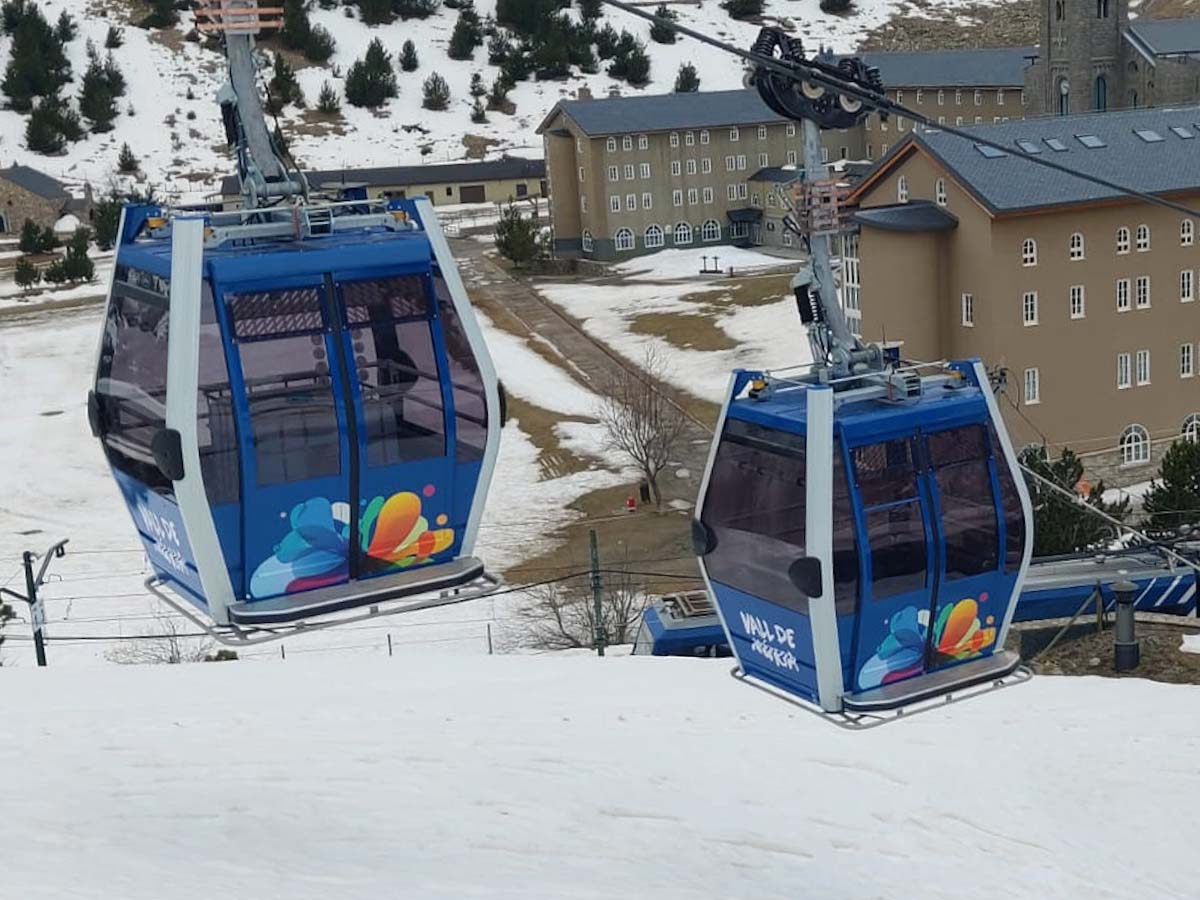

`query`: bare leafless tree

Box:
[0,598,14,667]
[596,346,690,509]
[509,570,646,651]
[104,613,215,666]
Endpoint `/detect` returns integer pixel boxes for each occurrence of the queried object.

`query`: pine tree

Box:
[622,43,650,86]
[25,96,82,153]
[487,75,509,109]
[356,0,392,25]
[13,255,39,288]
[470,96,487,123]
[93,194,122,251]
[63,227,94,281]
[595,22,619,59]
[118,141,139,173]
[317,80,341,114]
[304,25,336,63]
[1,0,28,36]
[18,218,41,253]
[649,4,676,43]
[469,72,486,98]
[280,0,311,51]
[54,9,75,43]
[345,38,398,108]
[399,39,419,72]
[447,13,477,60]
[487,31,511,65]
[820,0,853,11]
[266,53,304,113]
[79,49,118,132]
[422,71,450,110]
[577,0,603,22]
[104,24,124,49]
[104,52,127,98]
[1,6,71,112]
[1019,446,1130,556]
[721,0,764,19]
[674,61,700,92]
[494,201,540,267]
[393,0,438,18]
[1143,439,1200,532]
[142,0,179,28]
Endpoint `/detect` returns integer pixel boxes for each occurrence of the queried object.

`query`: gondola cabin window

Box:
[927,426,1000,578]
[434,272,488,461]
[853,439,927,600]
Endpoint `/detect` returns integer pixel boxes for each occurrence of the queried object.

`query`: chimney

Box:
[577,86,593,101]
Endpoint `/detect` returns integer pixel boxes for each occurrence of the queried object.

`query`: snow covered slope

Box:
[0,0,987,200]
[2,654,1198,898]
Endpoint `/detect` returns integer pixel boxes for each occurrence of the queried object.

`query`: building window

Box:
[1183,413,1200,441]
[955,116,963,126]
[644,224,664,249]
[580,194,587,213]
[614,228,635,252]
[961,292,974,327]
[758,152,769,167]
[820,147,829,162]
[842,232,862,335]
[1182,344,1194,378]
[673,221,693,245]
[751,193,760,207]
[1116,226,1130,253]
[783,230,793,247]
[1024,368,1040,405]
[1070,284,1085,318]
[916,90,924,104]
[1069,232,1085,260]
[626,193,637,210]
[670,160,681,177]
[737,154,747,171]
[1094,75,1107,111]
[1023,291,1039,326]
[786,123,796,137]
[786,149,797,165]
[642,192,653,210]
[640,163,651,180]
[607,165,618,182]
[702,187,714,204]
[730,221,749,240]
[840,146,849,159]
[974,90,982,105]
[581,230,594,253]
[935,178,947,206]
[701,157,712,174]
[637,134,648,150]
[1136,275,1151,308]
[897,175,909,203]
[672,189,683,207]
[700,129,710,144]
[757,124,767,139]
[686,159,697,175]
[1183,219,1195,246]
[578,166,585,183]
[1022,238,1037,266]
[1117,278,1130,311]
[687,188,699,205]
[624,164,634,180]
[1098,0,1110,17]
[738,183,748,200]
[606,137,617,152]
[937,116,945,125]
[1136,349,1151,385]
[729,127,739,142]
[622,135,633,151]
[670,132,679,148]
[725,155,736,172]
[1120,424,1150,466]
[955,89,963,105]
[998,89,1006,106]
[937,89,945,106]
[1117,352,1132,388]
[685,131,695,146]
[609,195,621,213]
[895,90,904,104]
[767,192,776,208]
[1183,269,1195,302]
[974,116,983,125]
[727,184,738,201]
[897,116,905,131]
[1136,224,1150,251]
[881,143,888,155]
[701,219,721,242]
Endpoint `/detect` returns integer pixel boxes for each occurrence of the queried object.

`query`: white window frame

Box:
[1069,232,1085,260]
[1116,226,1130,254]
[686,159,697,175]
[974,89,982,105]
[786,149,797,165]
[642,192,652,210]
[607,165,619,182]
[1023,290,1039,326]
[606,137,617,153]
[1184,414,1200,441]
[643,224,664,249]
[1136,224,1150,252]
[1120,424,1150,466]
[727,184,738,201]
[702,186,714,204]
[625,193,637,211]
[1182,269,1195,303]
[1070,284,1086,319]
[1117,278,1130,311]
[961,292,974,327]
[757,124,767,140]
[673,221,692,245]
[670,160,681,177]
[737,154,747,171]
[701,219,721,242]
[1182,343,1195,378]
[1117,352,1131,389]
[738,183,747,200]
[622,135,633,151]
[1024,367,1040,405]
[609,195,621,213]
[581,230,594,253]
[685,131,695,146]
[1022,238,1037,267]
[669,132,679,148]
[700,129,710,145]
[1136,349,1151,385]
[998,89,1006,106]
[725,155,736,172]
[937,89,945,106]
[578,166,585,183]
[1136,275,1151,308]
[955,89,963,105]
[729,127,739,142]
[637,134,648,150]
[786,123,796,137]
[672,189,683,207]
[687,188,699,205]
[897,175,909,203]
[701,158,712,174]
[916,89,924,104]
[758,152,769,167]
[935,178,947,206]
[623,164,634,180]
[580,194,587,213]
[640,163,651,179]
[614,227,635,252]
[1183,219,1195,247]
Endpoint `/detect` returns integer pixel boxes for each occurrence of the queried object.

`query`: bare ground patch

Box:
[629,312,738,352]
[1012,619,1200,685]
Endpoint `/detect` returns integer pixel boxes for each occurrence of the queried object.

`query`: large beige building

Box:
[845,105,1200,483]
[539,47,1032,260]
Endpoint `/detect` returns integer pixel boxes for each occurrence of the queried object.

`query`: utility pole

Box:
[1,539,68,667]
[589,528,605,657]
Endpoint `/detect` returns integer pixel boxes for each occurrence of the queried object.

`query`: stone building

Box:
[0,164,91,236]
[843,105,1200,484]
[219,157,546,210]
[1025,0,1200,115]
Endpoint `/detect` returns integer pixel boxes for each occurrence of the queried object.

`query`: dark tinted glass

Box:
[991,427,1026,571]
[930,426,999,578]
[853,439,918,506]
[434,274,487,462]
[831,450,860,615]
[343,278,446,466]
[197,282,240,506]
[866,502,927,599]
[95,266,172,494]
[230,287,341,486]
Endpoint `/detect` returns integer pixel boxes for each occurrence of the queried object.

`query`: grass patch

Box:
[506,395,599,481]
[630,311,737,352]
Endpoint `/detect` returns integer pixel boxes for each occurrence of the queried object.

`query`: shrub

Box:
[421,72,450,110]
[345,38,398,109]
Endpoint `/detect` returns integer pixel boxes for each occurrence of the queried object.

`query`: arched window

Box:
[1183,414,1200,443]
[1056,0,1065,19]
[1069,232,1085,260]
[1094,74,1107,111]
[673,221,693,246]
[581,230,594,253]
[1116,226,1130,253]
[1182,219,1194,247]
[897,175,909,203]
[614,227,635,252]
[1097,0,1109,18]
[0,212,7,234]
[1119,424,1150,466]
[1136,224,1151,251]
[643,224,664,249]
[1022,238,1037,266]
[1057,79,1070,117]
[934,178,947,206]
[701,219,721,242]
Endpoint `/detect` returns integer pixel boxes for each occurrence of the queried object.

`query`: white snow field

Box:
[2,654,1198,899]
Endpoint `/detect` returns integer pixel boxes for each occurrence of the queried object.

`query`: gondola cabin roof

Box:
[726,374,990,445]
[117,224,433,281]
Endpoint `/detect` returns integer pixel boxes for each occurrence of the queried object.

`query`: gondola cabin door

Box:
[849,424,1017,694]
[223,273,458,601]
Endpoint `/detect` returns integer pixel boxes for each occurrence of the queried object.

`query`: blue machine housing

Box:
[695,361,1032,713]
[90,200,500,632]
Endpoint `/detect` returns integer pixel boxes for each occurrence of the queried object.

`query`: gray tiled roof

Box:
[749,166,802,183]
[1125,18,1200,57]
[855,201,959,232]
[903,105,1200,213]
[858,46,1036,88]
[219,157,545,195]
[0,164,69,200]
[546,90,786,136]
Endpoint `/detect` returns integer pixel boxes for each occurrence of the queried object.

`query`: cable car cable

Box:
[599,0,1200,220]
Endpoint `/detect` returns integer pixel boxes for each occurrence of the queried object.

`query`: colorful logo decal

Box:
[249,486,455,599]
[856,596,997,691]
